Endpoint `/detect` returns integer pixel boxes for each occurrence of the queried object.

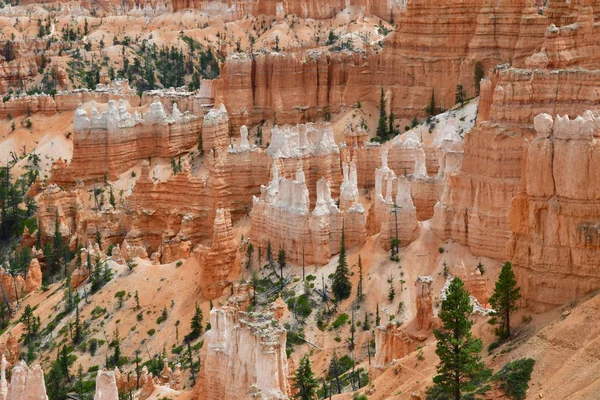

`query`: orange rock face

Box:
[373,323,417,369]
[508,111,600,311]
[183,208,239,300]
[24,259,42,293]
[414,276,436,331]
[432,67,600,261]
[53,99,201,184]
[192,307,290,400]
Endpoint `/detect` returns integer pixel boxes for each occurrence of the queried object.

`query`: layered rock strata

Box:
[432,67,600,260]
[53,98,201,184]
[250,163,366,266]
[191,307,290,400]
[373,324,417,369]
[183,208,239,299]
[0,358,48,400]
[508,112,600,311]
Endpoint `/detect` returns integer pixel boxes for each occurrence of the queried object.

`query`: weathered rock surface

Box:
[53,98,201,184]
[183,208,239,299]
[192,307,290,400]
[373,323,417,369]
[5,360,48,400]
[508,111,600,311]
[93,370,119,400]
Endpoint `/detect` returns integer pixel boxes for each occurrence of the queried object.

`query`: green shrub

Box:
[332,313,349,329]
[147,329,156,336]
[286,294,312,318]
[488,340,502,354]
[88,339,98,356]
[493,358,535,400]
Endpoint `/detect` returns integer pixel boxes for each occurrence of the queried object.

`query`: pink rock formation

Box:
[380,176,420,250]
[0,338,19,367]
[5,360,48,400]
[192,307,290,400]
[432,67,600,262]
[24,259,42,293]
[414,276,436,331]
[202,104,230,152]
[36,184,81,243]
[251,161,366,265]
[94,370,119,400]
[508,111,600,311]
[183,208,239,299]
[53,98,201,184]
[373,323,417,369]
[171,0,403,21]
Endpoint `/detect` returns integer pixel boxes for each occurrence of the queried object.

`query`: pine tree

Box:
[266,239,273,267]
[186,303,203,342]
[109,186,116,208]
[278,248,286,288]
[246,242,254,269]
[73,305,82,344]
[429,277,491,400]
[489,261,521,339]
[329,352,342,394]
[375,303,381,326]
[376,88,388,142]
[387,112,398,138]
[51,211,62,276]
[135,290,140,310]
[332,226,351,301]
[111,329,121,368]
[251,271,259,308]
[292,354,319,400]
[363,311,370,331]
[387,275,395,301]
[356,255,364,303]
[426,89,436,116]
[91,258,103,293]
[455,84,466,107]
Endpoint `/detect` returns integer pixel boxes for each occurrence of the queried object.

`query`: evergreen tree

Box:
[363,311,370,331]
[292,354,319,400]
[428,277,491,400]
[21,304,38,344]
[331,226,351,301]
[246,242,254,269]
[376,303,381,326]
[426,89,436,116]
[356,255,364,303]
[73,304,82,344]
[109,186,116,208]
[489,261,521,339]
[135,290,140,310]
[186,303,203,342]
[266,239,273,268]
[45,346,71,399]
[376,88,388,142]
[110,329,121,368]
[91,258,103,293]
[251,271,259,308]
[278,248,286,288]
[328,352,342,394]
[387,275,395,301]
[455,84,466,107]
[51,211,63,276]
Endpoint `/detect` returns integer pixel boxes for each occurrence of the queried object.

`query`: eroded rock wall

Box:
[508,112,600,311]
[192,307,290,400]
